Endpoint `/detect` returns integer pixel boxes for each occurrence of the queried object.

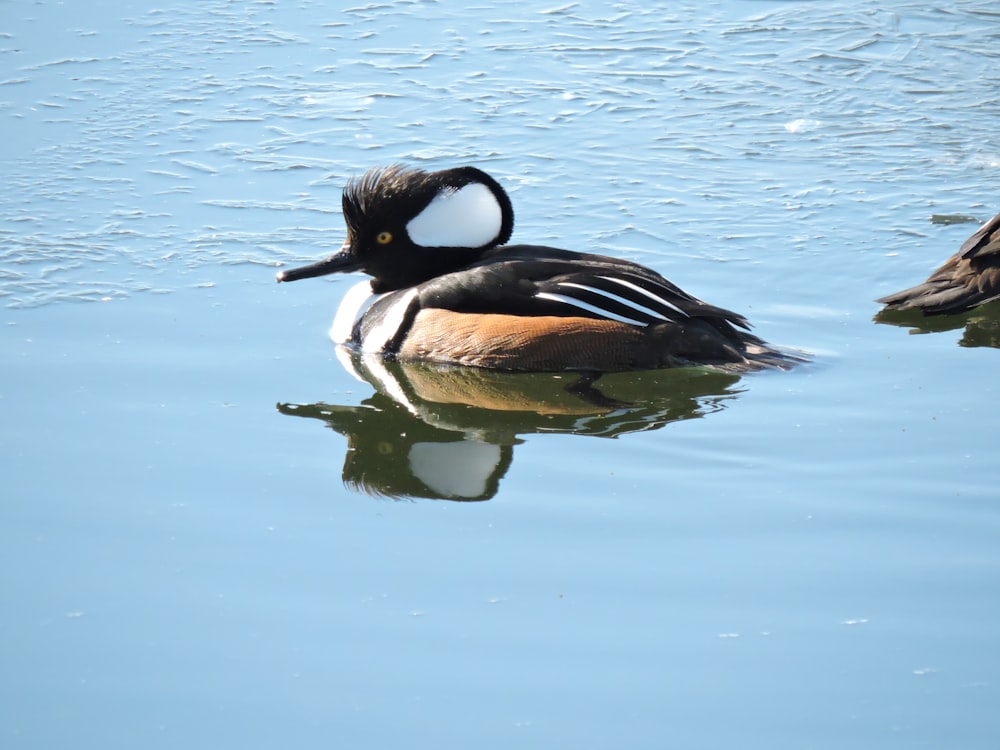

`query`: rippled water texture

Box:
[3,1,999,748]
[4,1,998,308]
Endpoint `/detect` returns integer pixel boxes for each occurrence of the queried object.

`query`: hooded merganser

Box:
[877,210,1000,315]
[276,165,801,372]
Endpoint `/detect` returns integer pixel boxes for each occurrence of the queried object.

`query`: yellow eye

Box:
[376,231,393,245]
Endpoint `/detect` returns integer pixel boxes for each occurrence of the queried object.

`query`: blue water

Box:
[3,1,999,748]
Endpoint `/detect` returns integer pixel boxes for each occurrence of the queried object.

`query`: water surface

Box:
[2,1,999,748]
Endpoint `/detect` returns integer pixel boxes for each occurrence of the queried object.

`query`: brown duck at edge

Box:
[878,211,1000,316]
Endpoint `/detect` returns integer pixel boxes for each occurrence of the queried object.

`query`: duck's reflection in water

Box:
[874,300,1000,349]
[277,350,744,501]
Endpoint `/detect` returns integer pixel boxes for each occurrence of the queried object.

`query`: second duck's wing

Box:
[878,212,1000,315]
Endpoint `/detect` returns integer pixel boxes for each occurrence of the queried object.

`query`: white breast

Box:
[329,280,381,344]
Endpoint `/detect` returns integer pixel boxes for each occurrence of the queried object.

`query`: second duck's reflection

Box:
[874,299,1000,349]
[277,350,744,501]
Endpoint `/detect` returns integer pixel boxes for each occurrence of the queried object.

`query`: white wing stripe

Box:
[535,291,648,326]
[556,281,672,323]
[597,275,690,317]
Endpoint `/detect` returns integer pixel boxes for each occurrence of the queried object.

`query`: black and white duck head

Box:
[276,165,515,293]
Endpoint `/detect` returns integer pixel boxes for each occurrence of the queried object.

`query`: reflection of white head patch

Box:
[406,182,502,248]
[408,440,502,498]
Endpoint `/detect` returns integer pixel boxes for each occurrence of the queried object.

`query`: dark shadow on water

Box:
[873,300,1000,349]
[277,351,745,501]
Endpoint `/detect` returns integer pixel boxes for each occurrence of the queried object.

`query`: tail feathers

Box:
[652,320,807,373]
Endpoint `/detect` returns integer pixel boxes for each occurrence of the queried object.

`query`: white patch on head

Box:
[408,440,502,499]
[405,182,503,248]
[361,288,418,353]
[330,280,381,344]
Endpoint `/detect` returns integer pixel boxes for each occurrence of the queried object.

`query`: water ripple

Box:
[2,0,998,307]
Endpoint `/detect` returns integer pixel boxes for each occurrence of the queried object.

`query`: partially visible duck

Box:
[878,211,1000,315]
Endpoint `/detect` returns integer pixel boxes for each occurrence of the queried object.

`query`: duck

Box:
[276,164,801,372]
[877,211,1000,315]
